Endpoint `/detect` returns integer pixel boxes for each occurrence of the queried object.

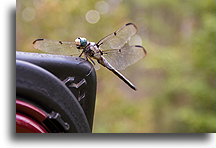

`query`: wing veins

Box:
[97,23,137,50]
[33,38,80,56]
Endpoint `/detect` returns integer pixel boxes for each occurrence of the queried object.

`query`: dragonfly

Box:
[33,23,147,90]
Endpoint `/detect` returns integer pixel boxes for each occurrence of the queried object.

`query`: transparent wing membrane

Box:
[97,23,137,50]
[33,39,80,56]
[102,44,146,70]
[88,58,100,70]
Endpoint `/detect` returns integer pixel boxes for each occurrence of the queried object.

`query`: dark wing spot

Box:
[126,23,134,26]
[33,38,44,44]
[125,23,137,30]
[118,49,121,53]
[97,42,103,47]
[114,32,117,36]
[135,45,147,55]
[59,41,63,44]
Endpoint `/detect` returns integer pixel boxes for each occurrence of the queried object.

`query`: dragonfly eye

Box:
[75,37,87,49]
[80,37,87,47]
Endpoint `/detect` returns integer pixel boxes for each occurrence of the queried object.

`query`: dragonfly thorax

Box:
[84,42,101,59]
[75,37,88,49]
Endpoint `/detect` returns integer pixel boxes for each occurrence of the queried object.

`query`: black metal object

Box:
[16,51,97,132]
[43,111,70,133]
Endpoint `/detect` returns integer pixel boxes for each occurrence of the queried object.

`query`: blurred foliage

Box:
[16,0,216,133]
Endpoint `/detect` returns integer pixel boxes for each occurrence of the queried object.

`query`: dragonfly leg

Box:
[88,57,95,65]
[79,50,85,57]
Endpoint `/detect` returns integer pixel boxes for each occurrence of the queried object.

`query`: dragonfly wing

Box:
[93,59,101,70]
[33,39,80,56]
[87,57,100,70]
[102,44,147,70]
[97,23,137,50]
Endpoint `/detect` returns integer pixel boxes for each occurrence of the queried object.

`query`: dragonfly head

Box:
[75,37,88,49]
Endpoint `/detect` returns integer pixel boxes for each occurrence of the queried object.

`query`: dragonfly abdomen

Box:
[110,68,137,90]
[98,56,137,90]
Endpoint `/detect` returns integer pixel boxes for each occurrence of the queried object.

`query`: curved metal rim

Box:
[16,113,48,133]
[16,60,91,133]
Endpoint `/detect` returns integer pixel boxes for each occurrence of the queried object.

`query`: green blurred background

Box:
[16,0,216,133]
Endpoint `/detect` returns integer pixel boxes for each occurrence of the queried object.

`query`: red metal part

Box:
[16,99,48,133]
[16,113,48,133]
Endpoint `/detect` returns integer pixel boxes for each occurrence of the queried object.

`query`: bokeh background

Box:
[16,0,216,133]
